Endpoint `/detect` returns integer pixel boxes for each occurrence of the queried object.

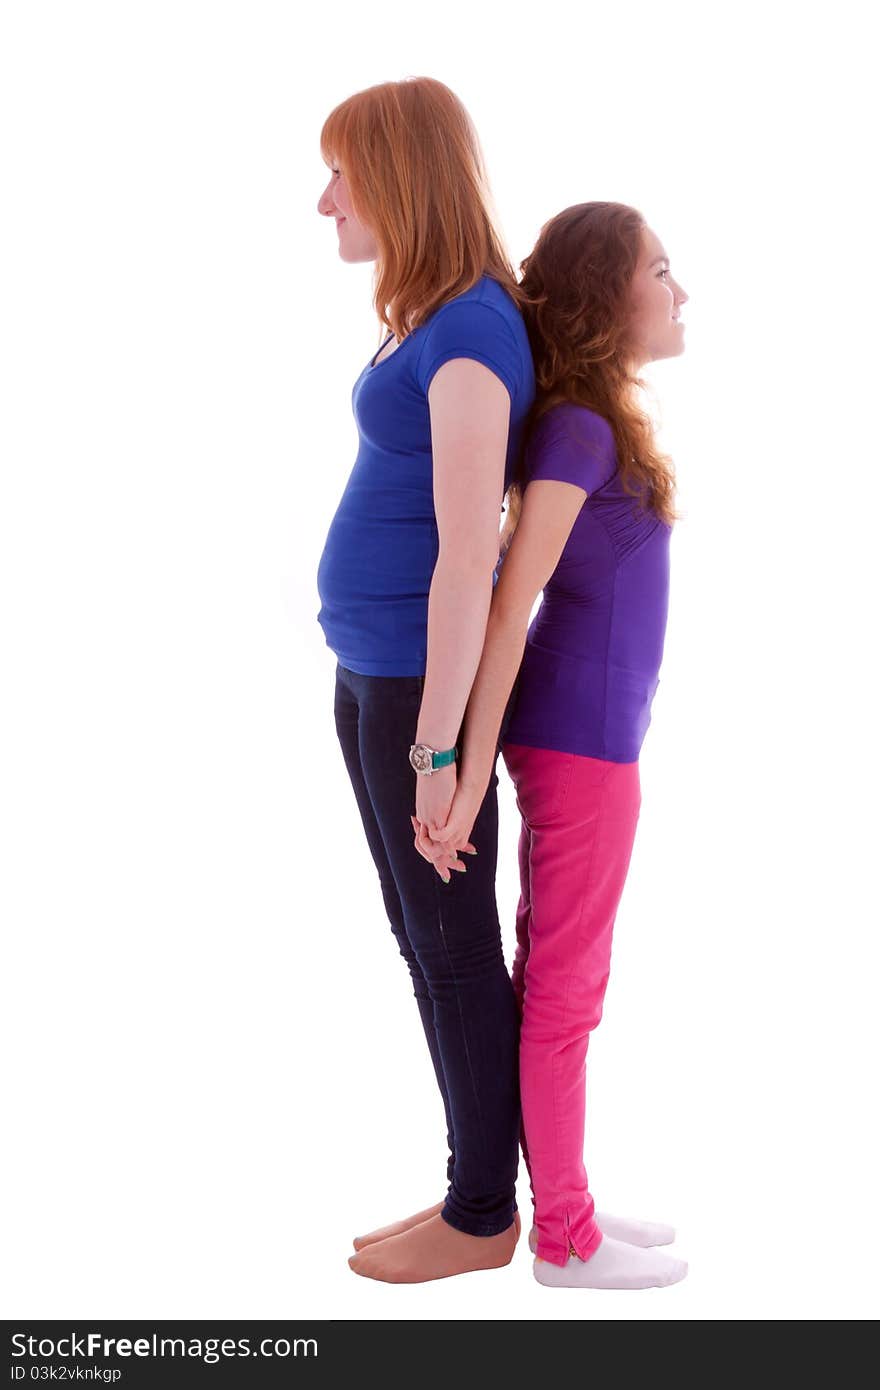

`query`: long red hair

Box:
[320,78,524,341]
[502,201,677,550]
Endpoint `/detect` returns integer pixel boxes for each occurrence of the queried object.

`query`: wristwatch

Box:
[409,742,458,776]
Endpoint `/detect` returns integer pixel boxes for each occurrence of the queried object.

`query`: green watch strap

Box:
[431,746,458,770]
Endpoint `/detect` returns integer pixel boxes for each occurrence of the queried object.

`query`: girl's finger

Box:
[417,821,439,853]
[434,846,465,876]
[411,815,435,863]
[428,823,456,843]
[413,818,460,881]
[413,823,433,862]
[428,845,451,881]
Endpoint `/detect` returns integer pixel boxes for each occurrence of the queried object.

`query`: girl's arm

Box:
[424,476,589,856]
[411,358,512,853]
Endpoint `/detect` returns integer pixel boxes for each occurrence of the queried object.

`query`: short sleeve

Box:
[526,407,617,495]
[415,300,524,400]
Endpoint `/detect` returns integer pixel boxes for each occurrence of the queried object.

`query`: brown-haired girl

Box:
[422,203,690,1289]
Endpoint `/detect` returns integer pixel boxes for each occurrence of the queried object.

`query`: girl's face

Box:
[628,226,688,366]
[317,160,378,263]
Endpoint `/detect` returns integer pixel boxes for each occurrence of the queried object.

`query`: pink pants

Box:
[502,741,642,1266]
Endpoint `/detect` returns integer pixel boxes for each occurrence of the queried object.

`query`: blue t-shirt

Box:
[317,275,535,676]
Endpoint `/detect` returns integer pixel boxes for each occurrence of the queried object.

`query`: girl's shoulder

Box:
[531,402,615,453]
[426,274,521,327]
[524,403,618,494]
[414,276,533,400]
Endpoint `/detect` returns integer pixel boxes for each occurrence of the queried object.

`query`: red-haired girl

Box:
[422,203,690,1290]
[316,78,535,1283]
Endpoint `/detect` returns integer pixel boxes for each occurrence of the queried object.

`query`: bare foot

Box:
[354,1205,521,1251]
[348,1212,519,1284]
[353,1201,444,1250]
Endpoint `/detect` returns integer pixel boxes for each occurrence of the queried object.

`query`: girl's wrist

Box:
[414,730,459,752]
[458,764,490,796]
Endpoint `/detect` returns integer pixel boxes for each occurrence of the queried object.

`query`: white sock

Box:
[528,1211,675,1253]
[534,1235,687,1290]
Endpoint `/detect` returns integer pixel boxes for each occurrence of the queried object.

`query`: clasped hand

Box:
[410,762,484,881]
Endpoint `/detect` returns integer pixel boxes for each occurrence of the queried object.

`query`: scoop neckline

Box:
[369,332,405,371]
[367,276,497,372]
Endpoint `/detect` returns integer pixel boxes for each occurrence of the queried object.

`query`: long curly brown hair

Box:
[501,202,677,552]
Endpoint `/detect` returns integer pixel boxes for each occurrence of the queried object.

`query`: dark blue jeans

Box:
[333,663,520,1237]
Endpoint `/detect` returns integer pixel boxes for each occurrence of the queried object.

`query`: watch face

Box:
[409,744,433,774]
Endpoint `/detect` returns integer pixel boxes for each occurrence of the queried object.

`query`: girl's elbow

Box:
[436,544,500,579]
[487,596,531,639]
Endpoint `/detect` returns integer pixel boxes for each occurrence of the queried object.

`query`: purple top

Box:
[502,403,671,764]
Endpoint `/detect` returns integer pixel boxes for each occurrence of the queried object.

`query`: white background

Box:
[2,0,878,1323]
